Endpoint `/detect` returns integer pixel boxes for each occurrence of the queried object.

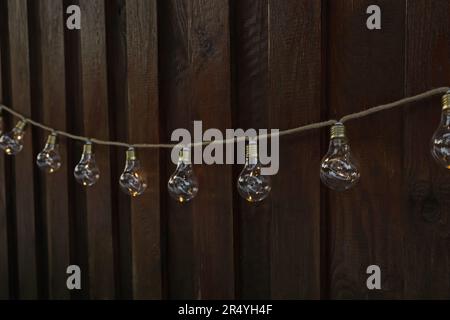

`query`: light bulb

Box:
[74,142,100,187]
[168,147,199,203]
[36,133,62,173]
[320,123,360,191]
[119,148,147,197]
[0,120,27,155]
[237,139,271,203]
[431,91,450,169]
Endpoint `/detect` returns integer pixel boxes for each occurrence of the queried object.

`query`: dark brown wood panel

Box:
[63,0,91,300]
[233,0,271,299]
[189,0,235,299]
[159,0,196,299]
[0,3,9,298]
[125,0,162,300]
[79,0,115,299]
[0,0,448,300]
[104,0,131,299]
[268,0,322,299]
[35,0,71,300]
[404,0,450,298]
[7,0,39,299]
[160,0,235,299]
[327,0,406,299]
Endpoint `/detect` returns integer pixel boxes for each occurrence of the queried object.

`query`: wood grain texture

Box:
[125,0,162,299]
[160,0,235,299]
[63,0,90,300]
[189,0,234,299]
[158,0,196,299]
[0,0,449,300]
[0,1,9,298]
[327,0,406,299]
[268,0,322,299]
[105,0,131,299]
[7,0,38,299]
[79,0,115,299]
[233,0,271,299]
[404,0,450,298]
[35,0,71,300]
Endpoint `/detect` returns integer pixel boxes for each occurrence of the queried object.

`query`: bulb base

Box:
[15,120,27,131]
[180,147,191,163]
[126,148,137,161]
[330,123,346,139]
[442,92,450,111]
[46,133,57,145]
[248,138,258,164]
[83,142,93,155]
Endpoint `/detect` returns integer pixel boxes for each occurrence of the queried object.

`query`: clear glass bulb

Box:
[431,92,450,169]
[119,148,147,197]
[237,139,271,203]
[0,120,26,155]
[320,123,360,191]
[168,147,199,203]
[36,133,62,173]
[74,142,100,187]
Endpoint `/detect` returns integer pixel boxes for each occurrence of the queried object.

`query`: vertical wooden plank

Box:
[63,0,91,300]
[159,0,196,299]
[125,0,162,299]
[233,0,271,299]
[0,0,9,298]
[104,0,131,299]
[268,0,322,299]
[7,0,38,299]
[36,0,71,299]
[79,0,115,299]
[190,0,234,299]
[328,0,406,299]
[160,0,234,299]
[404,0,450,298]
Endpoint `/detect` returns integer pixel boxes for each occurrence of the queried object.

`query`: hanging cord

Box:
[0,86,448,149]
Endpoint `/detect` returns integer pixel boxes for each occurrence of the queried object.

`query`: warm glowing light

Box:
[119,148,147,196]
[431,91,450,169]
[74,142,100,187]
[320,123,360,191]
[0,120,27,156]
[237,139,271,203]
[168,147,199,203]
[36,133,62,174]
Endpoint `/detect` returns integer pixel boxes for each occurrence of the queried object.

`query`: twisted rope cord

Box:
[0,86,448,149]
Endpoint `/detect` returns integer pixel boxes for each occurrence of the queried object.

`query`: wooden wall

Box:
[0,0,449,300]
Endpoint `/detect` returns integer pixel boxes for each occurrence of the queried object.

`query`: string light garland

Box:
[0,86,449,202]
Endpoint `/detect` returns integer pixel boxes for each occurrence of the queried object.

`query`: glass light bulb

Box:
[36,133,62,174]
[237,139,271,203]
[119,148,147,197]
[431,92,450,169]
[168,147,199,203]
[74,142,100,187]
[320,123,360,191]
[0,120,26,155]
